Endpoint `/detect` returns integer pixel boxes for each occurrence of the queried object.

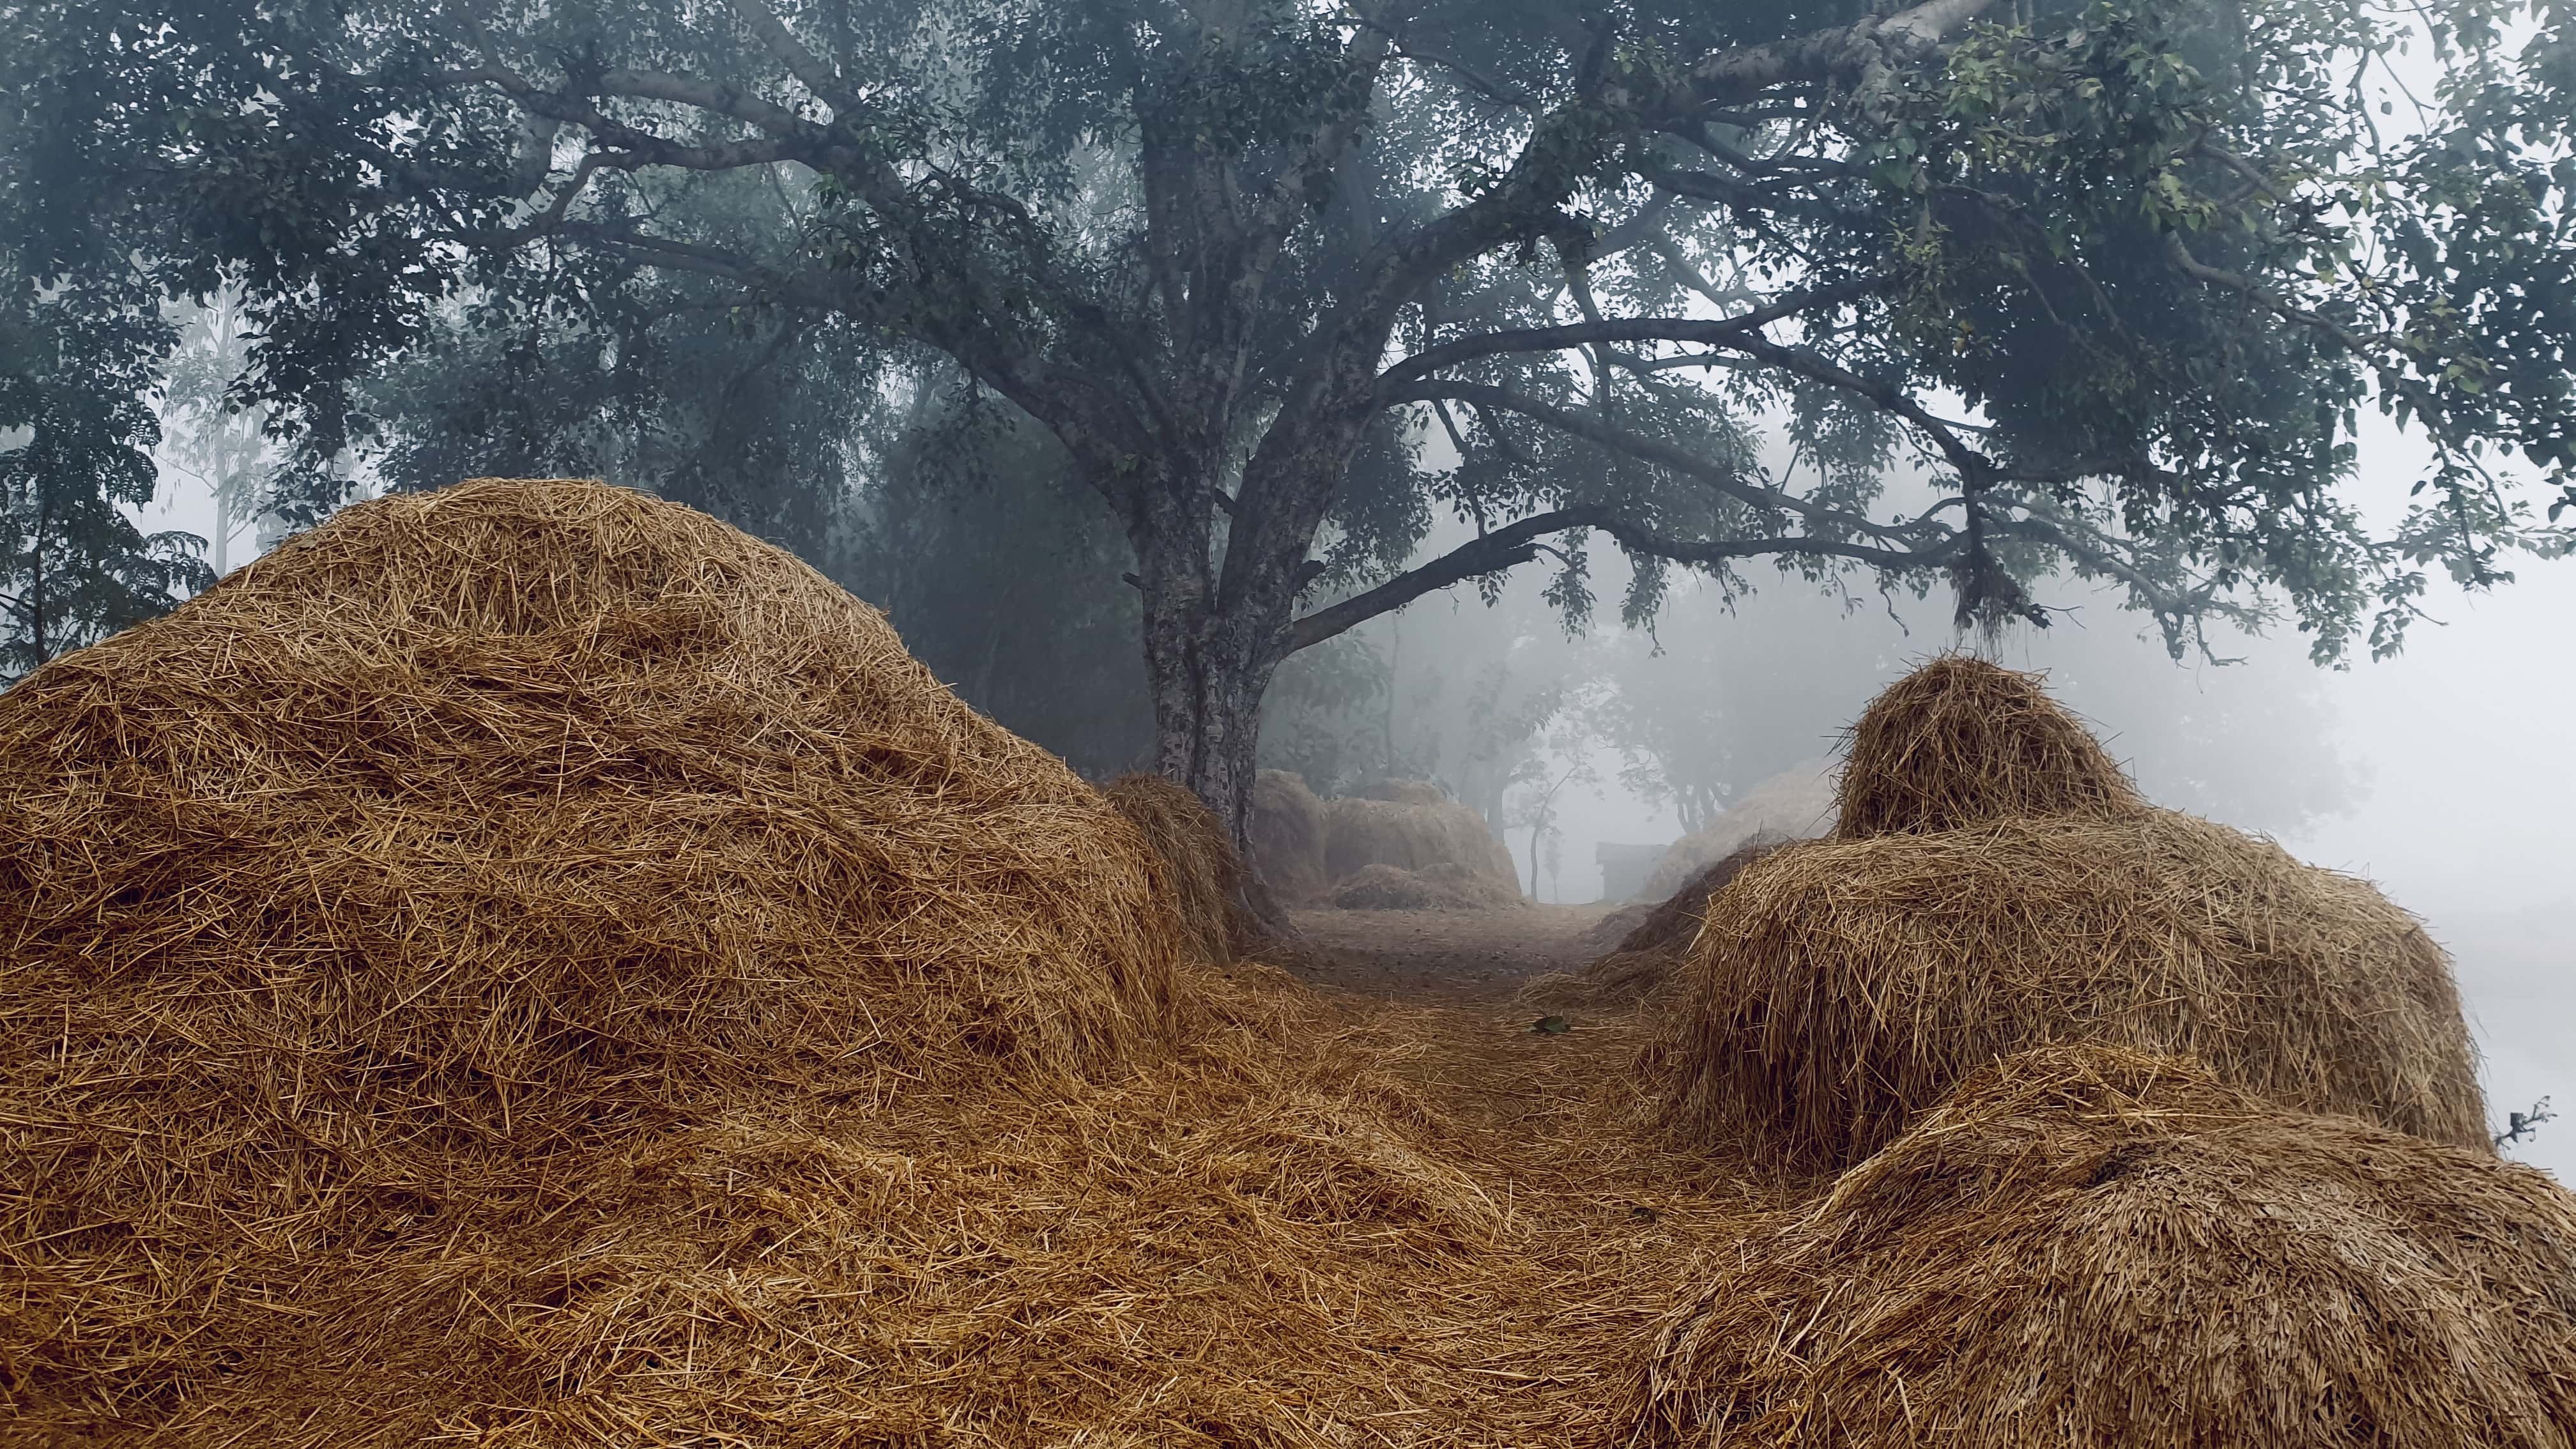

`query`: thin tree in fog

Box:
[6,0,2573,838]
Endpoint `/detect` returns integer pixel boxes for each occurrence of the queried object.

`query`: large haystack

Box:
[1105,772,1263,965]
[1622,1045,2576,1448]
[1834,654,2141,836]
[1322,791,1521,904]
[1250,768,1332,903]
[1657,809,2487,1170]
[0,478,1209,1436]
[1638,760,1836,900]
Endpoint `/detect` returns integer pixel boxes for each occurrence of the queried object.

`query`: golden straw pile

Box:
[1833,653,2143,836]
[1654,655,2487,1172]
[0,479,1766,1446]
[1622,1044,2576,1448]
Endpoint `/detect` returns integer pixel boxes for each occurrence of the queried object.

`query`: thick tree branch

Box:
[1287,507,1613,651]
[1377,275,1887,386]
[1284,506,1957,653]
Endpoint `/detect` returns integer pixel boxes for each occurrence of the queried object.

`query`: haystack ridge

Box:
[1623,1045,2576,1448]
[1834,654,2142,836]
[1104,772,1262,965]
[1658,809,2487,1169]
[1250,768,1332,902]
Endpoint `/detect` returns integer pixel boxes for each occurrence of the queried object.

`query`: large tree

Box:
[5,0,2571,836]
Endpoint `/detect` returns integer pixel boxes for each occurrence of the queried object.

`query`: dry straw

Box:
[1104,772,1263,965]
[1622,1044,2576,1448]
[0,477,1779,1445]
[1656,656,2485,1172]
[1834,654,2142,836]
[0,478,1189,1434]
[1330,860,1526,911]
[1322,792,1523,898]
[1658,806,2487,1170]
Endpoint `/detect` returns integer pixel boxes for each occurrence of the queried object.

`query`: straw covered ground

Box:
[1623,1045,2576,1448]
[0,477,1778,1445]
[1655,659,2487,1172]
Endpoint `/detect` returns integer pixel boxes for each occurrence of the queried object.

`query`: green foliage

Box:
[3,0,2570,765]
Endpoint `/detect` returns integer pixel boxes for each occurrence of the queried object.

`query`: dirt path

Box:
[1282,903,1620,1004]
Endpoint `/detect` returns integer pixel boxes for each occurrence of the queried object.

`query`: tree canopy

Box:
[3,0,2569,832]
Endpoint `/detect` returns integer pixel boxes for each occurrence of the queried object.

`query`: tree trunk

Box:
[1128,494,1304,938]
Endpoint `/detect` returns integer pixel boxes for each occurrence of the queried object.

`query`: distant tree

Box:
[157,291,286,577]
[0,263,208,680]
[6,0,2572,839]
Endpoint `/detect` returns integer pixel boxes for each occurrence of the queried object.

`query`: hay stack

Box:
[1638,760,1835,900]
[1104,772,1262,965]
[1834,654,2141,837]
[1322,792,1521,901]
[0,478,1203,1435]
[1659,809,2487,1170]
[1250,768,1332,903]
[1331,861,1526,912]
[1355,777,1450,806]
[1621,1045,2576,1448]
[1653,654,2484,1171]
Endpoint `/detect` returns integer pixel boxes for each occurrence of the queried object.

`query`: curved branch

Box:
[1287,507,1611,652]
[1284,507,1957,654]
[1376,275,1887,387]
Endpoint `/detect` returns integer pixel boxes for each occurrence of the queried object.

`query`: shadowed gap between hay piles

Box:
[1623,1045,2576,1449]
[1522,839,1788,1009]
